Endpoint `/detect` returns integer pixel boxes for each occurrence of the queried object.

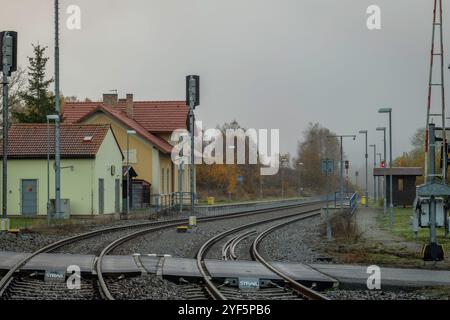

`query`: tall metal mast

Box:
[54,0,61,219]
[425,0,447,183]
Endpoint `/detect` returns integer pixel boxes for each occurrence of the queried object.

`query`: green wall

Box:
[1,129,123,216]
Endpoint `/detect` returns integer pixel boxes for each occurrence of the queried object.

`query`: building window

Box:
[398,178,404,192]
[124,149,137,164]
[161,168,165,194]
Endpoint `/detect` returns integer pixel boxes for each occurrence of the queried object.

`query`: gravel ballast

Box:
[110,205,321,258]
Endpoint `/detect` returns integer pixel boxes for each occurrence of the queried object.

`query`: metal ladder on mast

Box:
[425,0,447,183]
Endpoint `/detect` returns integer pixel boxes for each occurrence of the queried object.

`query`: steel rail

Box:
[221,236,237,260]
[0,200,321,296]
[251,214,330,300]
[221,230,255,260]
[228,230,256,260]
[95,201,324,300]
[196,208,322,300]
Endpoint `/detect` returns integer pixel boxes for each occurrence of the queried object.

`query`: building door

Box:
[115,179,120,213]
[21,179,38,217]
[99,179,104,214]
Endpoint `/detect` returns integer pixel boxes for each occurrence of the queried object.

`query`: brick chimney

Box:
[126,93,134,118]
[103,93,118,108]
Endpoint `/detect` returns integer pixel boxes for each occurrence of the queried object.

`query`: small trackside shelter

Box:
[373,167,423,206]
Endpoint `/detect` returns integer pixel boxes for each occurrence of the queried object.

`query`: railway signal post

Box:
[321,158,334,241]
[186,75,200,214]
[1,31,17,233]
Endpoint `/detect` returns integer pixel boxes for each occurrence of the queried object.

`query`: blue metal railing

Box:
[349,192,359,214]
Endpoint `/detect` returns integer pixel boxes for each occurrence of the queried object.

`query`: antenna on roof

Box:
[109,89,118,94]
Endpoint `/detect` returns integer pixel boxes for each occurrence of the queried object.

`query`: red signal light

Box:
[381,161,385,168]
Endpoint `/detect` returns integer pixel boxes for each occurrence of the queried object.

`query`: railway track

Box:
[0,200,322,300]
[222,230,256,260]
[251,214,330,300]
[196,207,329,300]
[182,283,304,300]
[95,201,323,300]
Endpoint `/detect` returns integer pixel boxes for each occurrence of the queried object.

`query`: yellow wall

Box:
[79,112,193,202]
[84,114,154,185]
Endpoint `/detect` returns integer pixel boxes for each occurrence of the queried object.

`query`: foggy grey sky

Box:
[1,0,443,172]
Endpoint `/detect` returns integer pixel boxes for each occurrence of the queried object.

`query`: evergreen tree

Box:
[13,44,55,123]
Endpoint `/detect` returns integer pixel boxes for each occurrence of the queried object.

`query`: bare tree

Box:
[0,67,27,124]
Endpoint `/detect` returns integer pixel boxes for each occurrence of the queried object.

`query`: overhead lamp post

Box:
[369,144,377,203]
[359,130,369,207]
[377,152,382,204]
[378,108,394,226]
[280,156,288,199]
[46,115,59,225]
[54,0,62,221]
[126,130,136,217]
[297,162,304,198]
[327,135,356,209]
[376,127,387,216]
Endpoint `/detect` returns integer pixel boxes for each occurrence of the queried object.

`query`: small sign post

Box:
[321,159,334,241]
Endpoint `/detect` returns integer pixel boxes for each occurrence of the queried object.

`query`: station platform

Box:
[1,251,450,289]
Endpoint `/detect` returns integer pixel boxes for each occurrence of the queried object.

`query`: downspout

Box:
[91,160,94,215]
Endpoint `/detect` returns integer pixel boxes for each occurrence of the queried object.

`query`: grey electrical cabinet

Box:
[50,199,71,219]
[417,197,445,228]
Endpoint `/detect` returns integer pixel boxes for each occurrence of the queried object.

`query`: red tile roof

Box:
[63,102,100,124]
[77,105,174,154]
[115,101,189,133]
[63,101,189,133]
[0,124,114,159]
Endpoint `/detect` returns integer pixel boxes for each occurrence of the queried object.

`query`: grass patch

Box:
[325,210,363,243]
[9,217,47,229]
[378,208,450,248]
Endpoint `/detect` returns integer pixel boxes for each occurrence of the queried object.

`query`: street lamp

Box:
[46,115,59,225]
[377,152,382,203]
[280,156,288,199]
[126,130,136,217]
[378,108,394,226]
[359,130,369,207]
[227,145,236,202]
[369,144,377,203]
[376,127,387,216]
[297,162,304,198]
[327,135,356,209]
[54,0,62,221]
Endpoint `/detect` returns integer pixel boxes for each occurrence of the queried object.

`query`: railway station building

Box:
[0,124,123,217]
[373,167,423,207]
[63,93,192,209]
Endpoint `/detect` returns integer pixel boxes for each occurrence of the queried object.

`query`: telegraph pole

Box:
[54,0,62,220]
